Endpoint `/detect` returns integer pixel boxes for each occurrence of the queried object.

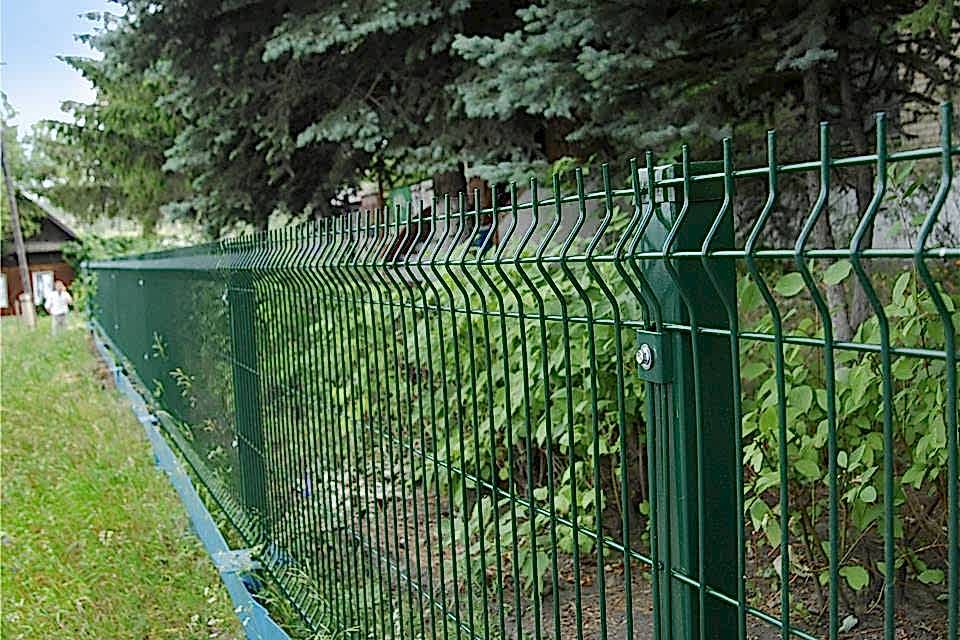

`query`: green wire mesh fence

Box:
[88,105,958,640]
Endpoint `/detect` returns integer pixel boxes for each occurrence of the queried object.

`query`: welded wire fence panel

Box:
[88,106,959,640]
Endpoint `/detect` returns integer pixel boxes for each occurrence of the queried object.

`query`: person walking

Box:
[44,280,73,335]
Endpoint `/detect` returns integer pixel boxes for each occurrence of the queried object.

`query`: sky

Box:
[1,0,118,132]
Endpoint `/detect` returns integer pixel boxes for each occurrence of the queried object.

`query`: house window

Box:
[32,271,54,305]
[0,274,7,309]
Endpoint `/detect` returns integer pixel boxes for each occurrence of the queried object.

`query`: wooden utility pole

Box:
[1,136,36,328]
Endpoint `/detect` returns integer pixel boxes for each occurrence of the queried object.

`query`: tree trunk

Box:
[544,118,576,162]
[432,165,467,203]
[838,44,876,337]
[804,63,854,341]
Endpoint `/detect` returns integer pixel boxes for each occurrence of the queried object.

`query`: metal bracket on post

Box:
[635,329,672,384]
[212,548,261,575]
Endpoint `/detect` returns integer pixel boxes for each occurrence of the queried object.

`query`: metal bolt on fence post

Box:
[636,343,655,370]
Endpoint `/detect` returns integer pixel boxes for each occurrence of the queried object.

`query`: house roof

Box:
[22,193,78,241]
[43,211,78,241]
[2,209,78,264]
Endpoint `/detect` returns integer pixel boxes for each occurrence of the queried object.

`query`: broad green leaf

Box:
[859,486,877,503]
[774,272,806,297]
[789,385,813,413]
[741,362,768,382]
[749,497,771,529]
[840,565,870,591]
[816,389,829,411]
[822,260,851,285]
[891,357,914,381]
[755,471,780,494]
[760,406,778,433]
[739,279,762,311]
[813,419,829,447]
[848,444,866,470]
[892,271,911,306]
[765,520,781,547]
[918,569,944,584]
[795,459,820,480]
[837,450,848,469]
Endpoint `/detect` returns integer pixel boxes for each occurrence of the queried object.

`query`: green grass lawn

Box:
[1,316,242,639]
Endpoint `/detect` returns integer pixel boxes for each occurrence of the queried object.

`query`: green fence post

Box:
[638,161,738,639]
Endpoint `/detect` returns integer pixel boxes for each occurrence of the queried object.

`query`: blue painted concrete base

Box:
[90,326,291,640]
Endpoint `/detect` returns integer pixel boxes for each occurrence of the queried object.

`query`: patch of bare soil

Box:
[87,334,118,389]
[313,471,949,640]
[329,480,655,640]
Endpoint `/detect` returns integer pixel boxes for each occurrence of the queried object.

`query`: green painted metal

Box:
[87,105,959,640]
[638,158,738,640]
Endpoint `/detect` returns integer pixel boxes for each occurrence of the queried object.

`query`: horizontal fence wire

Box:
[88,106,958,640]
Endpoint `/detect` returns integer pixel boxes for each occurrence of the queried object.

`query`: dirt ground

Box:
[305,461,948,640]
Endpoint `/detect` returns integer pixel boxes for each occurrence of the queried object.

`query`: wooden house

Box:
[1,212,78,316]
